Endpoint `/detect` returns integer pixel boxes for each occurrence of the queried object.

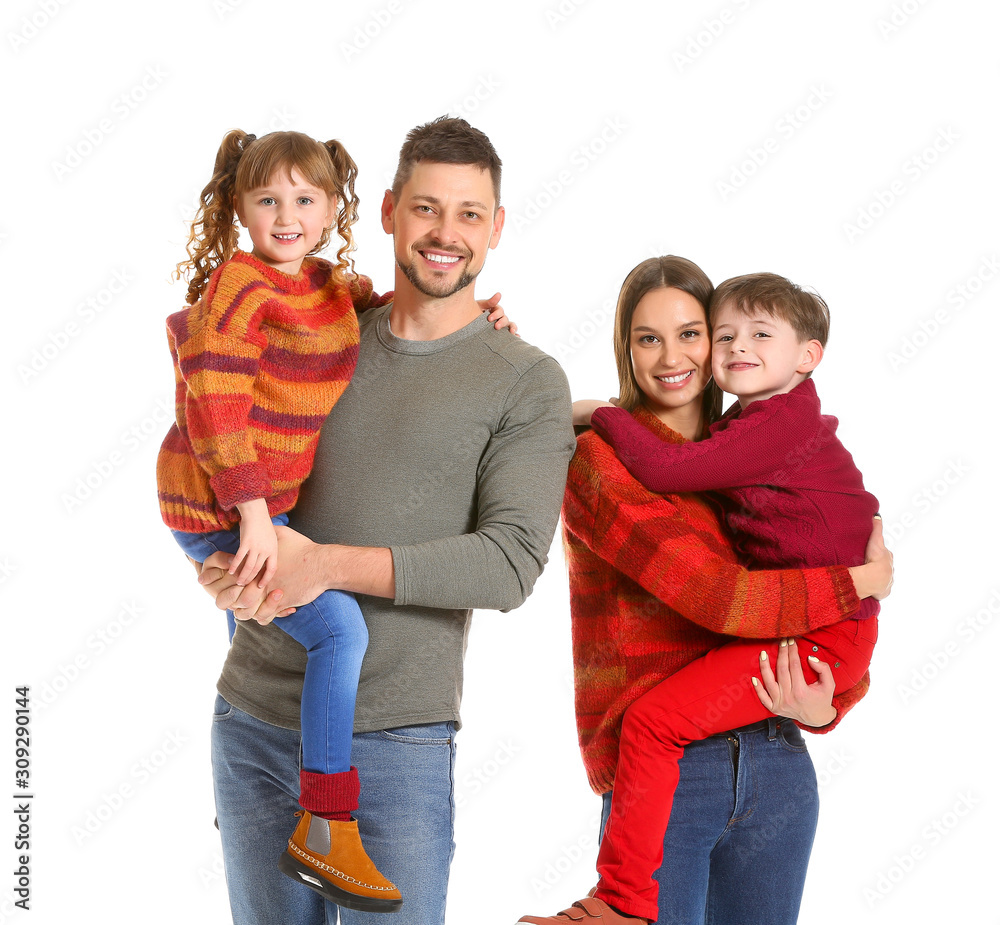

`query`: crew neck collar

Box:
[375,307,491,355]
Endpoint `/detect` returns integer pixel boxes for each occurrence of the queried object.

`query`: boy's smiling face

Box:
[711,300,824,406]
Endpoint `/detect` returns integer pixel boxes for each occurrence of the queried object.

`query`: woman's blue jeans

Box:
[600,717,820,925]
[173,515,367,775]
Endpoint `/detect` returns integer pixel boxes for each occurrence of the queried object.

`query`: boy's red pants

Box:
[595,616,878,922]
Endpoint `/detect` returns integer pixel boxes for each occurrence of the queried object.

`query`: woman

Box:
[519,256,891,925]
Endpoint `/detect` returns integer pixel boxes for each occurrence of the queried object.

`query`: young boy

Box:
[521,273,880,924]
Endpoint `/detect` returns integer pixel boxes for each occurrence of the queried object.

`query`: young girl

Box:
[158,129,508,913]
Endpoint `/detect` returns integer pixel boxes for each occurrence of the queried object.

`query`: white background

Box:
[2,0,997,922]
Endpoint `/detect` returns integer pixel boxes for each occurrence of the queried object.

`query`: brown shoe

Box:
[278,811,403,913]
[518,894,648,924]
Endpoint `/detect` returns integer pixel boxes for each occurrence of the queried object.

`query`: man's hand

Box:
[198,526,328,625]
[198,528,395,624]
[198,549,289,625]
[751,638,838,727]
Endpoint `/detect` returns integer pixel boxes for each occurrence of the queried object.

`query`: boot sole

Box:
[278,852,404,913]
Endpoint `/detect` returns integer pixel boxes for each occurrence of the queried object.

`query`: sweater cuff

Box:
[390,546,407,605]
[590,406,626,444]
[830,565,862,620]
[209,463,272,511]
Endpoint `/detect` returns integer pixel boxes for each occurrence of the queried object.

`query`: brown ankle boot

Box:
[278,811,403,913]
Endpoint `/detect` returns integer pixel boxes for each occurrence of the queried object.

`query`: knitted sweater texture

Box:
[157,251,389,532]
[564,407,868,794]
[592,379,880,619]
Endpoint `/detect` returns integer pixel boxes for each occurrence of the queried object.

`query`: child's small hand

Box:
[864,515,893,600]
[572,399,617,427]
[232,499,278,587]
[849,515,893,601]
[478,292,519,336]
[231,528,278,587]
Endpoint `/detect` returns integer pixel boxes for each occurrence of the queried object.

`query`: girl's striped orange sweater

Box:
[156,251,390,533]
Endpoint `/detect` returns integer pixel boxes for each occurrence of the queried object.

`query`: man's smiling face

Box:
[382,161,504,300]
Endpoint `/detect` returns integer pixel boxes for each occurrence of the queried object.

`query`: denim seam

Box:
[376,732,453,746]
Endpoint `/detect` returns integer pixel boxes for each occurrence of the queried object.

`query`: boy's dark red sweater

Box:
[592,378,879,620]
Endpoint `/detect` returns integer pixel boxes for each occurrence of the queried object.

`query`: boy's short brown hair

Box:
[710,272,830,346]
[391,115,502,207]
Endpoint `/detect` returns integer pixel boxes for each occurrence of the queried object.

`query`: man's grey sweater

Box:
[217,305,575,732]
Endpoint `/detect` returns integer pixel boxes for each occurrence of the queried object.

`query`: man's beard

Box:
[396,248,476,299]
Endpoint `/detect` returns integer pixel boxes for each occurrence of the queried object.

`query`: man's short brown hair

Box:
[391,115,502,207]
[709,272,830,346]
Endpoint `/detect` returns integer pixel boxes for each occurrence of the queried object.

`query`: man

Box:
[200,116,576,924]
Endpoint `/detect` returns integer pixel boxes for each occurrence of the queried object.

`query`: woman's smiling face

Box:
[629,287,713,423]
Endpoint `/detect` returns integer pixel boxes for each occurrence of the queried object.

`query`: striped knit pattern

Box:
[563,407,868,795]
[157,251,391,533]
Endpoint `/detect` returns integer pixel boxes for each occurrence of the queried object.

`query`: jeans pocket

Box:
[378,722,453,746]
[777,720,808,753]
[212,694,235,722]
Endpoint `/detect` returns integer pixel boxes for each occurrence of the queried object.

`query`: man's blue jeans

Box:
[600,718,819,925]
[174,516,367,775]
[211,694,456,925]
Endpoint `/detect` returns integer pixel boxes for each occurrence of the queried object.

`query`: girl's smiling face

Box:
[237,168,336,275]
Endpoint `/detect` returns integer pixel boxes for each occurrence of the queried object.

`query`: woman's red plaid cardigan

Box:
[562,407,868,795]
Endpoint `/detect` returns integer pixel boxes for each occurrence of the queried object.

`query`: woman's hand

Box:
[751,638,837,727]
[848,515,894,601]
[478,292,518,336]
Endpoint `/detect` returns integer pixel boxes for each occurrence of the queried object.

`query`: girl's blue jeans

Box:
[212,697,455,925]
[172,514,367,775]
